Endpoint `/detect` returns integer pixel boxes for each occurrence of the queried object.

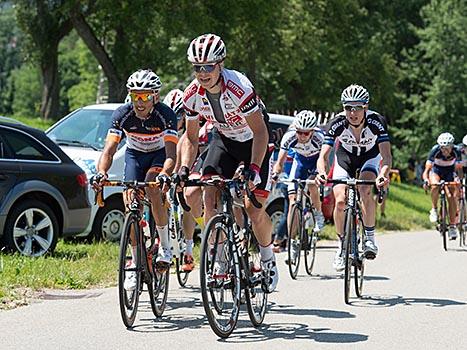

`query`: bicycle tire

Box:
[343,209,353,305]
[149,261,170,317]
[304,209,318,275]
[244,231,268,326]
[354,219,365,297]
[287,204,302,279]
[118,213,141,327]
[176,253,190,287]
[200,215,241,338]
[459,198,466,247]
[441,198,448,251]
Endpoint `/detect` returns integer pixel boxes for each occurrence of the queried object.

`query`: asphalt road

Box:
[2,229,467,350]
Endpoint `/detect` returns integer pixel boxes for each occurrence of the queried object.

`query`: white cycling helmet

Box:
[293,110,318,131]
[463,134,467,146]
[126,69,162,91]
[341,84,370,105]
[163,89,184,115]
[187,33,226,64]
[437,132,455,147]
[124,94,132,104]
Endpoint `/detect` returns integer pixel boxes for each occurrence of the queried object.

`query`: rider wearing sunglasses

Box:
[316,84,392,271]
[422,132,462,239]
[177,33,278,293]
[93,69,179,290]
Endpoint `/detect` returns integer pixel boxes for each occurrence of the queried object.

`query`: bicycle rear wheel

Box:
[171,208,190,287]
[459,199,466,247]
[118,213,141,327]
[343,209,353,305]
[245,232,268,326]
[287,204,302,279]
[304,211,318,275]
[200,215,241,338]
[176,253,190,287]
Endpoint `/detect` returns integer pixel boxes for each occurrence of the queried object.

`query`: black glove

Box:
[156,173,171,188]
[243,164,260,183]
[90,173,106,190]
[178,166,190,182]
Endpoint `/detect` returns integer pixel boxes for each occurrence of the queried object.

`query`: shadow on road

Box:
[350,294,466,308]
[269,301,356,319]
[309,274,390,281]
[222,322,368,344]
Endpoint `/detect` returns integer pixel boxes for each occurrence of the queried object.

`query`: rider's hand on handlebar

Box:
[242,163,261,191]
[271,172,279,183]
[91,172,107,192]
[376,174,389,188]
[423,179,430,190]
[156,173,171,193]
[316,172,328,185]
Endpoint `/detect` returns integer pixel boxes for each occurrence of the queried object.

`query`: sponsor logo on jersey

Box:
[184,84,198,102]
[368,118,385,132]
[226,80,245,98]
[108,129,122,137]
[240,95,257,113]
[145,126,161,132]
[202,97,209,106]
[200,106,210,112]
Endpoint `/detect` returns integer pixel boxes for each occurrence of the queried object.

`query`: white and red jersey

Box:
[183,68,262,142]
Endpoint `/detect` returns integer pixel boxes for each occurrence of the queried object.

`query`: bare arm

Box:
[273,149,288,174]
[378,141,393,178]
[422,161,433,182]
[174,132,186,173]
[97,140,119,175]
[317,144,333,176]
[161,141,176,176]
[245,109,268,167]
[180,119,200,169]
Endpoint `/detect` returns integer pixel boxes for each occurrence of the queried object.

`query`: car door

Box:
[0,126,21,205]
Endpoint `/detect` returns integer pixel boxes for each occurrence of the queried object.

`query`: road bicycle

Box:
[96,180,169,327]
[457,177,467,247]
[322,178,383,305]
[177,176,267,338]
[278,178,320,279]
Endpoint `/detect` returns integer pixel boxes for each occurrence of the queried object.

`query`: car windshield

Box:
[47,108,115,150]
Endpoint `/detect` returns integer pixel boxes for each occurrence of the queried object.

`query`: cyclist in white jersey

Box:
[177,33,278,292]
[316,84,391,271]
[272,110,325,232]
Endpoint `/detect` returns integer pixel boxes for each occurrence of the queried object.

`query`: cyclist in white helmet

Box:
[422,132,462,239]
[92,69,178,290]
[272,111,325,258]
[177,33,278,293]
[460,135,467,175]
[163,89,185,132]
[317,84,392,272]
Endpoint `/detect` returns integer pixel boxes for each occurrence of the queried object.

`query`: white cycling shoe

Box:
[261,255,279,293]
[333,250,345,272]
[429,208,438,223]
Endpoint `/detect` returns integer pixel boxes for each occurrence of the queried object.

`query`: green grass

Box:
[0,240,119,309]
[319,182,432,240]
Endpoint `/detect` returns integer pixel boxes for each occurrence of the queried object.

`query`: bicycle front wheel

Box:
[118,212,141,328]
[245,232,268,326]
[441,198,448,251]
[354,221,365,298]
[149,260,170,317]
[200,215,241,338]
[343,209,353,305]
[459,199,466,247]
[304,212,318,275]
[287,204,302,279]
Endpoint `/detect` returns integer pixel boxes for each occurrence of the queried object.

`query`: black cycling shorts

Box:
[202,129,272,197]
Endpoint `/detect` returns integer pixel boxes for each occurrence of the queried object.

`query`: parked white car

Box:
[46,103,294,241]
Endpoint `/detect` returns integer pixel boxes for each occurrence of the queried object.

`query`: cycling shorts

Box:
[124,148,166,182]
[190,148,209,179]
[202,129,272,197]
[332,147,381,180]
[432,166,455,182]
[287,154,318,194]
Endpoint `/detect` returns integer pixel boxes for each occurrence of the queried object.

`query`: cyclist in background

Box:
[163,89,185,133]
[422,132,462,239]
[178,33,278,292]
[93,69,178,290]
[272,110,325,232]
[316,84,391,271]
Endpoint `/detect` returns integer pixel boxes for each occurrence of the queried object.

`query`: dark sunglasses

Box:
[344,105,365,111]
[296,130,311,136]
[193,64,217,73]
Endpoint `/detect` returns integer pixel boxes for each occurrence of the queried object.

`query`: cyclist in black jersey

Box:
[317,84,392,271]
[93,69,178,290]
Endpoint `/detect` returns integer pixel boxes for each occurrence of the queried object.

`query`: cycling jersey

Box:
[324,110,389,157]
[280,128,324,158]
[427,145,461,171]
[183,68,266,142]
[106,102,178,153]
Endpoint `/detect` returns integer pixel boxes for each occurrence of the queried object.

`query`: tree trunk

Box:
[39,42,59,120]
[70,12,123,102]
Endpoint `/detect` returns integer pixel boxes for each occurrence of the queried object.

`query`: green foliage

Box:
[10,64,42,118]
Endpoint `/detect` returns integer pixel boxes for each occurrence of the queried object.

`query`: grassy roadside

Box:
[7,115,55,130]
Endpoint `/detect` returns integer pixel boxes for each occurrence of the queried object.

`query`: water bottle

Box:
[141,207,151,240]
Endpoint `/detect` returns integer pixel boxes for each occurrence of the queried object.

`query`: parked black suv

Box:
[0,118,91,256]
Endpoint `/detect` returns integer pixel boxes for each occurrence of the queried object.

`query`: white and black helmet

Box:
[293,110,318,131]
[163,89,184,115]
[126,69,162,91]
[187,33,226,64]
[437,132,455,147]
[462,134,467,146]
[341,84,370,105]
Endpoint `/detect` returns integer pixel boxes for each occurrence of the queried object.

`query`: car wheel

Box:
[91,198,125,242]
[4,199,59,257]
[266,201,285,230]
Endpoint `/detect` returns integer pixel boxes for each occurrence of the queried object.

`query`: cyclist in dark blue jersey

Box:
[422,132,462,239]
[93,69,178,291]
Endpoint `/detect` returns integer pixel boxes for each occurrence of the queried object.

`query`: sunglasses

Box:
[193,64,217,73]
[296,130,311,136]
[129,92,154,102]
[344,105,365,111]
